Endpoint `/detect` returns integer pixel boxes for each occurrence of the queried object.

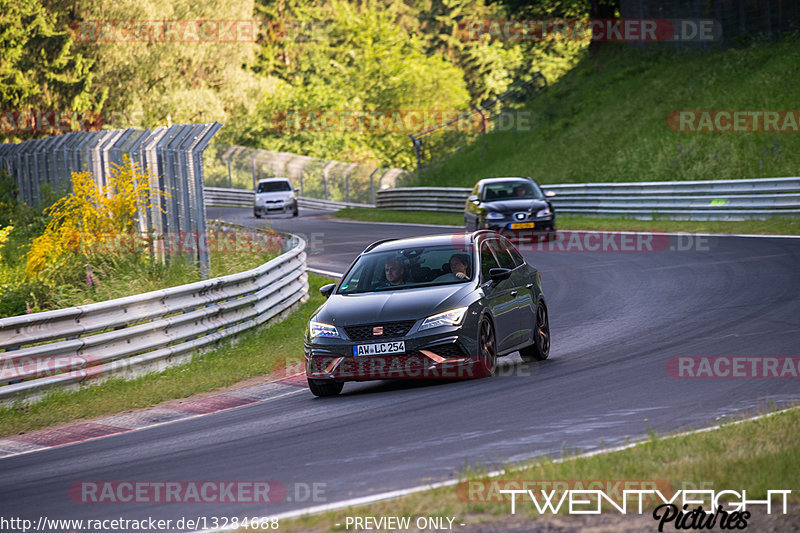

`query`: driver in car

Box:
[378,256,410,288]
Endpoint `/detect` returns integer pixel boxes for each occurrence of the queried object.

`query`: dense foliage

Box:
[1,0,587,167]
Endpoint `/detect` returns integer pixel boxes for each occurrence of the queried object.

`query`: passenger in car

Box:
[435,254,470,282]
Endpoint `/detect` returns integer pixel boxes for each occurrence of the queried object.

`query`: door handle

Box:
[510,290,518,297]
[526,283,534,289]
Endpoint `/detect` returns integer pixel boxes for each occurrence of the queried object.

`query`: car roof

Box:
[365,232,497,254]
[257,177,291,183]
[477,177,536,185]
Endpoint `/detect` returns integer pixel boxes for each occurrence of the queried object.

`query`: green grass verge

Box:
[330,208,463,226]
[331,208,800,235]
[409,39,800,187]
[274,406,800,532]
[0,273,328,438]
[0,228,279,317]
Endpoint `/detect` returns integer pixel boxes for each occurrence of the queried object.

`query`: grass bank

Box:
[330,208,800,235]
[410,39,800,187]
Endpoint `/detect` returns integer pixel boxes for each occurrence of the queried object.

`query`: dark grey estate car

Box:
[465,177,556,235]
[304,231,551,397]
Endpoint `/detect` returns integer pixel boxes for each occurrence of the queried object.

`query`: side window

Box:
[480,241,500,281]
[506,240,525,267]
[500,237,525,267]
[493,240,517,270]
[495,244,517,270]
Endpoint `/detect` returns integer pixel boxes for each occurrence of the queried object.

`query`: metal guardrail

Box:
[0,226,308,405]
[204,186,253,207]
[376,187,470,212]
[204,187,372,211]
[296,197,373,211]
[375,178,800,220]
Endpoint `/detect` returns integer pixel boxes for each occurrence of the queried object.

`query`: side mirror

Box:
[320,283,336,298]
[294,187,299,193]
[488,267,511,283]
[468,194,480,204]
[544,190,556,198]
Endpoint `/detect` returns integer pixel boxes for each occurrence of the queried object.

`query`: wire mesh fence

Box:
[408,73,547,172]
[0,123,222,275]
[203,144,409,205]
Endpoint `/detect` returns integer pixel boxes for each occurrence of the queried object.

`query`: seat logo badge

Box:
[373,326,383,336]
[515,213,526,220]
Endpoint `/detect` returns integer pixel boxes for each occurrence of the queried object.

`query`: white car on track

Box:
[254,177,299,218]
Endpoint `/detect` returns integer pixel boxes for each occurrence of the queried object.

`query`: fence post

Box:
[369,167,380,204]
[322,160,336,201]
[344,163,357,203]
[472,105,487,134]
[251,153,258,191]
[409,134,422,172]
[221,145,237,189]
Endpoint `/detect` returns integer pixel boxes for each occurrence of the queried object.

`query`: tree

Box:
[236,0,472,168]
[0,0,102,141]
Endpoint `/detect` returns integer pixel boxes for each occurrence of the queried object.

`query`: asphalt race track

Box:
[2,206,799,530]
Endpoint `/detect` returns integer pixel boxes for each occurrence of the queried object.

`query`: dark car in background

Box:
[465,177,556,237]
[304,231,551,397]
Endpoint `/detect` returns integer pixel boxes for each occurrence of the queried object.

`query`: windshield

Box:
[257,181,292,193]
[338,245,475,294]
[482,181,543,201]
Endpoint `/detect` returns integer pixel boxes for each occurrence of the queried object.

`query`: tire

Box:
[475,316,497,378]
[254,211,261,219]
[519,302,550,362]
[307,378,343,397]
[292,205,299,217]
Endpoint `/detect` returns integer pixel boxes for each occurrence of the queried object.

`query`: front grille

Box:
[426,343,466,358]
[344,320,416,341]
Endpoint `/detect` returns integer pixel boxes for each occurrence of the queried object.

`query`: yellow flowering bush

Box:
[25,155,159,280]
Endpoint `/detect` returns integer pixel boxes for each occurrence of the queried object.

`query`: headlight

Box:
[309,321,340,338]
[419,307,469,331]
[536,208,552,218]
[486,211,505,220]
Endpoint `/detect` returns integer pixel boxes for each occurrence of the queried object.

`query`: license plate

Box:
[353,341,405,356]
[509,222,536,229]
